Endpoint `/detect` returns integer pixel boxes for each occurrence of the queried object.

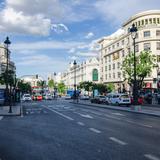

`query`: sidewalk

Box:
[71,100,160,117]
[0,105,21,116]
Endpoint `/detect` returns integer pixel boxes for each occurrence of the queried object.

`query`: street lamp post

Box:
[130,24,138,105]
[73,60,77,101]
[4,36,12,112]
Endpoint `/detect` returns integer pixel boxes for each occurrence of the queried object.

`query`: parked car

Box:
[80,95,89,100]
[32,94,43,101]
[107,93,131,106]
[65,94,72,100]
[22,94,32,101]
[90,95,106,104]
[44,94,52,100]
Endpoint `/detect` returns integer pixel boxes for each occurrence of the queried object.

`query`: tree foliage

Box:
[0,70,15,87]
[57,82,65,94]
[17,80,32,93]
[48,79,55,89]
[122,51,156,90]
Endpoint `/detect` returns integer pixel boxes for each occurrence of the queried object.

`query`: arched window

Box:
[92,69,98,81]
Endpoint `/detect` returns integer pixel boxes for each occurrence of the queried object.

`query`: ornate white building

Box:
[0,44,16,75]
[57,57,100,89]
[98,10,160,92]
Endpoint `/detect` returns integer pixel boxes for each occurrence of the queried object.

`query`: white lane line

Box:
[89,128,101,134]
[0,116,3,120]
[112,112,125,116]
[74,112,93,119]
[104,114,121,120]
[77,122,85,126]
[43,105,74,121]
[144,154,160,160]
[125,120,152,128]
[81,109,102,116]
[109,137,127,145]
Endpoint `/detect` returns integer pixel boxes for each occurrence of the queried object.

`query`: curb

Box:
[70,102,160,118]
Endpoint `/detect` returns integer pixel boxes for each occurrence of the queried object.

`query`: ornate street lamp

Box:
[130,24,138,105]
[73,60,77,100]
[4,36,12,112]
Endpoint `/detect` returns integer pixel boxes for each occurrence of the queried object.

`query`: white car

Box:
[65,94,71,100]
[106,93,131,106]
[80,95,89,100]
[22,94,32,101]
[44,94,52,100]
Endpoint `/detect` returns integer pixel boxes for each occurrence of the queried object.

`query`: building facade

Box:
[0,44,16,75]
[58,57,100,89]
[99,10,160,92]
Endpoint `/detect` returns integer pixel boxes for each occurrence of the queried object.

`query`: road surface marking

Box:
[43,105,74,121]
[89,128,101,133]
[74,112,93,119]
[104,114,121,120]
[144,154,160,160]
[0,116,3,120]
[125,120,152,128]
[112,112,125,116]
[109,137,127,145]
[77,122,85,126]
[81,109,102,116]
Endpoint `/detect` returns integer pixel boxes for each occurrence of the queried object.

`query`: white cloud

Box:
[11,40,85,51]
[68,56,78,60]
[75,51,98,57]
[68,48,76,53]
[51,23,69,33]
[85,32,94,39]
[94,0,160,25]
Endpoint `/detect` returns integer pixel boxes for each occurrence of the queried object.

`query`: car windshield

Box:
[121,95,129,98]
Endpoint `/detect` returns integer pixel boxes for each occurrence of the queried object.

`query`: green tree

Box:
[79,81,94,95]
[107,83,115,93]
[94,83,108,95]
[0,70,15,87]
[57,82,66,95]
[122,51,156,90]
[48,79,55,90]
[17,80,32,93]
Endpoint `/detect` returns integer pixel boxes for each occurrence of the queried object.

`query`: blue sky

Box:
[0,0,159,78]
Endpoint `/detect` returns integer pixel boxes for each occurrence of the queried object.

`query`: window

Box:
[109,65,111,70]
[112,45,115,49]
[105,66,107,71]
[113,73,115,79]
[149,18,152,24]
[144,31,150,37]
[118,72,121,78]
[145,19,148,25]
[109,73,111,78]
[156,30,160,36]
[117,62,121,69]
[113,63,115,69]
[105,74,107,80]
[138,21,140,26]
[92,69,98,81]
[105,49,107,54]
[153,18,156,24]
[157,55,160,62]
[135,44,139,52]
[157,42,160,50]
[117,42,119,47]
[157,18,160,24]
[105,57,107,63]
[121,40,124,45]
[109,55,111,62]
[108,47,111,51]
[122,50,125,57]
[142,20,144,25]
[144,43,151,51]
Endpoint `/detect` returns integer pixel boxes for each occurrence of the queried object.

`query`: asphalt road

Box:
[0,98,160,160]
